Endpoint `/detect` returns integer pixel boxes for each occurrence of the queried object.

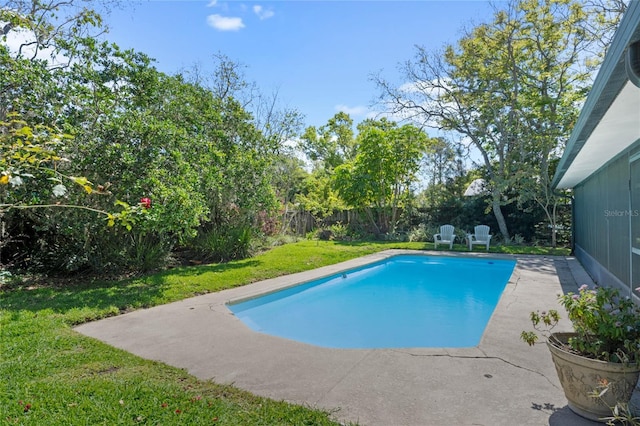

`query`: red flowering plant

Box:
[522,285,640,364]
[103,198,151,230]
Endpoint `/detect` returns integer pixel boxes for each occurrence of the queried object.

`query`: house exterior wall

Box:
[631,149,640,290]
[573,141,640,291]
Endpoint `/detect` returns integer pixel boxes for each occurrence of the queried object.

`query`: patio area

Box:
[75,251,638,425]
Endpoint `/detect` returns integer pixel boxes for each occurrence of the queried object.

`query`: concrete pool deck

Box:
[75,251,639,425]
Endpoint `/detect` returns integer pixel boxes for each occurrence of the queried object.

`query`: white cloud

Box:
[335,104,369,116]
[374,109,411,122]
[2,25,69,67]
[206,14,245,31]
[399,80,448,97]
[253,5,275,20]
[207,1,230,12]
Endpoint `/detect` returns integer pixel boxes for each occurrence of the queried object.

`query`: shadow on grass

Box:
[0,259,262,321]
[152,258,262,278]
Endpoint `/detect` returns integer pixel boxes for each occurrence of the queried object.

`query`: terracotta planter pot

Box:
[547,332,640,422]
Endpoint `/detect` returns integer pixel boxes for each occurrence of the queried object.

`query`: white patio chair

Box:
[433,224,456,249]
[467,225,492,250]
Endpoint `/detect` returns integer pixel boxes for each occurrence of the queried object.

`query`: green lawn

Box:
[0,240,569,425]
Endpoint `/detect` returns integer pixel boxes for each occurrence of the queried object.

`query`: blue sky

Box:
[103,1,495,129]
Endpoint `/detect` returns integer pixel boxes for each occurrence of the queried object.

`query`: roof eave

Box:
[552,1,640,189]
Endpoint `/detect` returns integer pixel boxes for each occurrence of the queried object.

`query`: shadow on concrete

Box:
[548,406,603,425]
[511,255,568,279]
[552,257,582,295]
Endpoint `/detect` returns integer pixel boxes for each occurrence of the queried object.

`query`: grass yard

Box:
[0,240,569,424]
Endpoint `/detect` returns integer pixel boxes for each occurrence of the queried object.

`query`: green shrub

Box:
[329,223,349,240]
[317,229,333,240]
[313,223,352,241]
[191,225,252,262]
[85,230,173,274]
[408,224,436,242]
[0,269,13,286]
[383,230,408,242]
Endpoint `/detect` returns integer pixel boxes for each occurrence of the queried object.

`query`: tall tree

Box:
[375,0,615,241]
[0,0,115,123]
[183,54,305,155]
[295,169,346,228]
[334,120,430,234]
[420,137,465,206]
[580,0,628,54]
[0,0,111,62]
[299,112,355,171]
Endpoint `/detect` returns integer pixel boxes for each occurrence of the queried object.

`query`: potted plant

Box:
[521,284,640,422]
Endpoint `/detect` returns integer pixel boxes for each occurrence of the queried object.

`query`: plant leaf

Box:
[8,176,23,187]
[52,184,67,197]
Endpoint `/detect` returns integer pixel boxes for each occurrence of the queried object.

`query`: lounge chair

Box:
[467,225,492,250]
[434,225,456,249]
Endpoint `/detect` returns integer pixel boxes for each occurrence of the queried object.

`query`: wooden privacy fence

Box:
[281,210,367,235]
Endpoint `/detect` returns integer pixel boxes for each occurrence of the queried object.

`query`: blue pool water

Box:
[228,255,516,349]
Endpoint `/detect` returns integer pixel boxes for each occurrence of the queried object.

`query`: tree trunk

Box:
[491,195,510,241]
[546,202,558,248]
[551,203,557,248]
[365,207,381,235]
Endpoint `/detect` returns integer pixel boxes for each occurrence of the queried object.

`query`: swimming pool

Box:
[228,255,516,349]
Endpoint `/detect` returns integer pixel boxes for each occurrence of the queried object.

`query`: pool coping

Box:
[75,250,628,425]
